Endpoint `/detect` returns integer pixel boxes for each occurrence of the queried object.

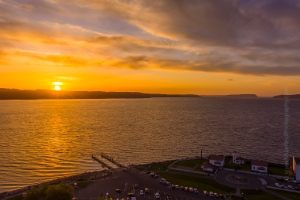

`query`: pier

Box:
[91,155,112,169]
[101,153,125,168]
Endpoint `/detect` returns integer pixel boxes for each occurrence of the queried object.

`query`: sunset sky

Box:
[0,0,300,96]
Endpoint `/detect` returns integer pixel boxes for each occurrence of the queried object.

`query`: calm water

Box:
[0,97,300,193]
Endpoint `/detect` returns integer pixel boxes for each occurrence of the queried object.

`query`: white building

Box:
[251,160,268,173]
[232,151,245,165]
[209,155,224,168]
[292,156,300,181]
[201,162,214,172]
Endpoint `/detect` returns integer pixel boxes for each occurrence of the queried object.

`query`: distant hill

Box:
[226,94,257,98]
[273,94,300,99]
[0,88,200,100]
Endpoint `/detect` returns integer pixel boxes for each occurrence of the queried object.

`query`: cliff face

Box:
[273,94,300,99]
[226,94,257,98]
[0,88,200,99]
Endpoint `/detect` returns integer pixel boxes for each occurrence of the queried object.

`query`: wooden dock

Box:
[101,153,125,168]
[91,155,112,169]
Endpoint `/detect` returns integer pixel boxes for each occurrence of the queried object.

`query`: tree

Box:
[45,183,73,200]
[25,182,73,200]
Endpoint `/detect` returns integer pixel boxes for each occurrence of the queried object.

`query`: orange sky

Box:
[0,0,300,96]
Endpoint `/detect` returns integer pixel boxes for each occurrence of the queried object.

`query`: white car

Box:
[194,188,199,193]
[275,183,280,187]
[209,191,214,197]
[288,185,295,190]
[140,190,144,195]
[189,187,194,192]
[155,192,160,199]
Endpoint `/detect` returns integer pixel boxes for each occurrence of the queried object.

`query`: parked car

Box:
[288,185,295,190]
[123,168,128,171]
[166,194,172,199]
[194,188,199,193]
[150,172,155,176]
[219,194,224,199]
[214,193,219,198]
[155,192,160,199]
[127,193,135,197]
[140,190,144,195]
[275,183,280,187]
[184,187,189,192]
[180,186,185,190]
[105,193,109,198]
[189,187,194,192]
[116,189,121,193]
[209,191,214,197]
[145,188,149,193]
[134,184,138,189]
[154,175,159,178]
[175,185,180,189]
[203,190,208,195]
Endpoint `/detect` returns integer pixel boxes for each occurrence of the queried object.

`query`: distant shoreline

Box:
[0,88,200,100]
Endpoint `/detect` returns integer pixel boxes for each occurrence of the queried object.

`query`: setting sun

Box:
[54,85,61,91]
[53,82,63,91]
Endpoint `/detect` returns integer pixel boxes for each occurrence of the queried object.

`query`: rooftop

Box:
[251,160,268,167]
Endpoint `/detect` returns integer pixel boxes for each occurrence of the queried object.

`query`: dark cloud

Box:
[1,0,300,76]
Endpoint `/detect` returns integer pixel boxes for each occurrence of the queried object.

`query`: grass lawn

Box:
[268,166,287,176]
[159,172,235,194]
[241,189,282,200]
[6,195,23,200]
[175,158,208,168]
[144,161,174,171]
[274,190,300,200]
[77,181,93,188]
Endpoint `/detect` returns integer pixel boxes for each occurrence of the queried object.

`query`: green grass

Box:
[144,161,174,171]
[274,190,300,200]
[77,181,93,188]
[175,158,208,168]
[268,166,286,176]
[159,172,235,194]
[241,189,282,200]
[6,195,23,200]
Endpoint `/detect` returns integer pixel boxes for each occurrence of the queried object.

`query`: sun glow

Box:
[53,82,63,91]
[54,85,61,91]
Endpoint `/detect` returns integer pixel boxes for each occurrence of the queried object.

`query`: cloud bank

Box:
[0,0,299,76]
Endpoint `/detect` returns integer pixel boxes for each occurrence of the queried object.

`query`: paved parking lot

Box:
[74,168,224,200]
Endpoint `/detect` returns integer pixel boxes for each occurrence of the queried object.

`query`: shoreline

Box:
[0,169,109,200]
[0,155,288,199]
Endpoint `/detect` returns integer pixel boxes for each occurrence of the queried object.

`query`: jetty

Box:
[91,155,112,169]
[101,153,125,168]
